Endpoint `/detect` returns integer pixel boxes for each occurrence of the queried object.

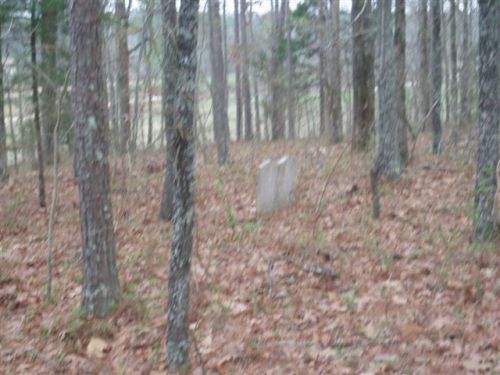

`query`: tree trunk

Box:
[271,1,285,140]
[166,0,199,369]
[394,0,409,164]
[449,0,458,143]
[285,0,295,139]
[31,5,46,207]
[116,0,131,155]
[319,0,326,136]
[240,0,253,140]
[160,0,177,221]
[373,0,400,179]
[329,0,342,143]
[70,0,121,317]
[418,0,431,130]
[459,0,470,128]
[249,1,261,140]
[473,0,498,240]
[209,0,229,164]
[40,0,58,165]
[233,0,242,141]
[0,21,7,182]
[6,82,17,173]
[351,0,375,152]
[431,0,442,154]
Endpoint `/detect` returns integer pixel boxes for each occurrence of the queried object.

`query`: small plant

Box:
[341,290,357,312]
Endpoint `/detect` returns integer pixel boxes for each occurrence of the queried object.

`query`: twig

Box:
[311,142,349,239]
[267,255,337,297]
[189,329,206,375]
[46,70,70,301]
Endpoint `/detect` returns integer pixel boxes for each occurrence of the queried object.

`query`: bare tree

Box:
[371,0,400,218]
[116,0,131,154]
[70,0,121,316]
[351,0,375,152]
[418,0,431,130]
[328,0,342,143]
[449,0,458,143]
[270,0,285,140]
[208,0,229,164]
[159,0,177,221]
[0,20,7,182]
[166,0,199,369]
[285,0,295,139]
[459,0,471,128]
[431,0,442,154]
[40,0,58,164]
[240,0,253,140]
[473,0,498,240]
[249,1,261,140]
[233,0,242,140]
[31,1,46,207]
[394,0,409,163]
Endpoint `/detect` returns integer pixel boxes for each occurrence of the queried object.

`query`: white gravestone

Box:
[256,156,296,214]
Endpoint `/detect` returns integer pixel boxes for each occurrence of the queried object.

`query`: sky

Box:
[130,0,352,15]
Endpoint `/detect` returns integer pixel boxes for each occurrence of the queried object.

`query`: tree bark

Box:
[0,21,7,183]
[40,0,58,165]
[418,0,431,130]
[328,0,342,143]
[160,0,177,221]
[374,0,400,179]
[351,0,375,152]
[70,0,121,317]
[240,0,253,140]
[209,0,229,164]
[449,0,458,142]
[249,1,261,140]
[116,0,131,155]
[431,0,442,154]
[31,4,46,207]
[459,0,470,128]
[166,0,199,369]
[271,0,285,140]
[233,0,242,141]
[285,0,295,139]
[394,0,409,164]
[473,0,498,240]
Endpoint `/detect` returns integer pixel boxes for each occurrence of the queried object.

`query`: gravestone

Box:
[256,156,296,214]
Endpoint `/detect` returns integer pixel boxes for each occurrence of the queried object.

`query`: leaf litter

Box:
[0,138,498,374]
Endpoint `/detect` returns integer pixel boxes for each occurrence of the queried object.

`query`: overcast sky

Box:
[131,0,352,15]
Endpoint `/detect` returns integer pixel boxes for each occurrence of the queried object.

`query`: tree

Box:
[208,0,229,164]
[69,0,121,316]
[459,0,471,128]
[449,0,458,143]
[431,0,442,154]
[31,0,47,207]
[270,0,285,140]
[351,0,375,152]
[418,0,431,130]
[116,0,131,155]
[394,0,409,163]
[473,0,498,240]
[166,0,199,369]
[233,0,242,141]
[159,0,177,221]
[285,0,295,139]
[40,0,59,164]
[0,18,8,182]
[240,0,253,140]
[327,0,342,143]
[371,0,400,218]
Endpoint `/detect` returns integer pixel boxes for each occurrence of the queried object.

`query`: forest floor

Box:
[0,137,499,374]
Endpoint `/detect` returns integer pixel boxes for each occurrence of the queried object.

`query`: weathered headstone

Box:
[256,156,296,214]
